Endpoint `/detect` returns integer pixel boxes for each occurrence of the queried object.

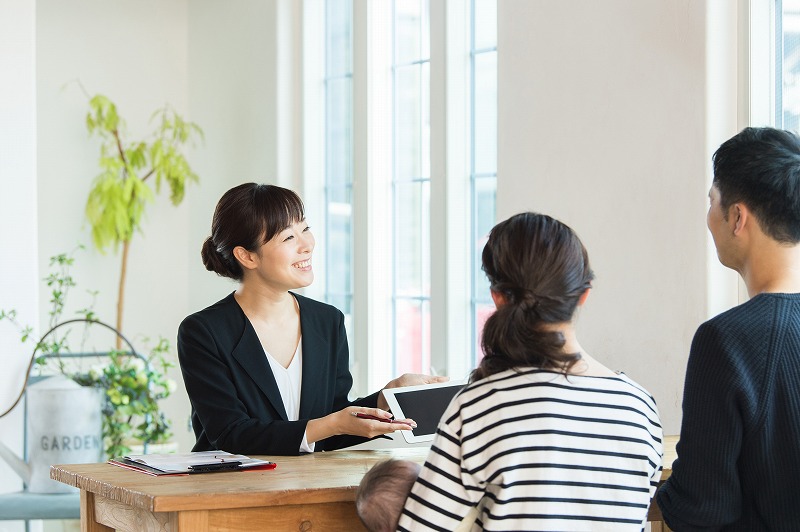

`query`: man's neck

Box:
[742,241,800,297]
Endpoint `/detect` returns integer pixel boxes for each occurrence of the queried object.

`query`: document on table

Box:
[109,450,276,476]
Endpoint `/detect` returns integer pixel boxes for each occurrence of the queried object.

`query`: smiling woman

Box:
[176,183,444,456]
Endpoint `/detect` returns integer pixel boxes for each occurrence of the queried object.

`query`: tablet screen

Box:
[382,381,466,442]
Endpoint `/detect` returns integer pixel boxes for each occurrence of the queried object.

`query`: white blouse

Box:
[264,338,314,453]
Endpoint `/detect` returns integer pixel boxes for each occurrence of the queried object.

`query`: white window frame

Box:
[741,0,775,127]
[305,0,492,396]
[468,0,498,369]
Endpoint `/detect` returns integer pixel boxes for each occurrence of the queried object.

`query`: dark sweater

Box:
[656,293,800,531]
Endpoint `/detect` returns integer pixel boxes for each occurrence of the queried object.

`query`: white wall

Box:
[0,0,38,504]
[186,0,287,317]
[35,0,195,452]
[0,0,293,501]
[33,0,290,457]
[498,1,737,435]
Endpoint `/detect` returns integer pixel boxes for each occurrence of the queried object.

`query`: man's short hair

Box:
[713,126,800,243]
[356,459,421,532]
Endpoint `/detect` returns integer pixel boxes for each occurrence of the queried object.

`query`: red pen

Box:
[352,412,417,428]
[353,412,396,423]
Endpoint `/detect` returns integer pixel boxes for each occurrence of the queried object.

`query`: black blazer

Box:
[177,292,378,455]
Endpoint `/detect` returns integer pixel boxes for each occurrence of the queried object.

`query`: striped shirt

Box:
[398,368,663,531]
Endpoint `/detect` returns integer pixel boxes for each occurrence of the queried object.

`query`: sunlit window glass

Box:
[325,0,354,326]
[471,0,497,366]
[779,0,800,129]
[393,0,431,376]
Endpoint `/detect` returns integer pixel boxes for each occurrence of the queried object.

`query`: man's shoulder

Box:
[704,293,800,330]
[703,302,747,327]
[694,294,800,363]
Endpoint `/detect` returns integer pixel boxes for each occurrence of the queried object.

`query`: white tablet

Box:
[382,380,467,443]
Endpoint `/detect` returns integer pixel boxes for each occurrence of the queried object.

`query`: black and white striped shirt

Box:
[398,368,663,531]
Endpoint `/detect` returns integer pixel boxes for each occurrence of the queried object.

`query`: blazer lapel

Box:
[231,320,289,421]
[297,295,326,419]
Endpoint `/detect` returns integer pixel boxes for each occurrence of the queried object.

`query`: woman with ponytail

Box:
[178,183,445,455]
[398,212,663,531]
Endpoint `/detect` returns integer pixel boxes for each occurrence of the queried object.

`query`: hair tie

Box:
[516,289,539,312]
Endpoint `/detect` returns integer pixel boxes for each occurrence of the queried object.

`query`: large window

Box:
[778,0,800,129]
[470,0,497,366]
[308,0,497,394]
[324,0,354,327]
[393,0,431,376]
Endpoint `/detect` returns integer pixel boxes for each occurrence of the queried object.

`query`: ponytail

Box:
[472,213,593,382]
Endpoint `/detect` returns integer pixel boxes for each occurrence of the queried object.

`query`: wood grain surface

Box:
[53,437,678,531]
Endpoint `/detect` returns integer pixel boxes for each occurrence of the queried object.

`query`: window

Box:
[470,0,497,366]
[324,0,355,328]
[778,0,800,130]
[393,0,431,377]
[306,0,497,394]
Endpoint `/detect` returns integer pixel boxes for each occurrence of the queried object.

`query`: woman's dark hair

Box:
[201,183,305,281]
[472,212,594,382]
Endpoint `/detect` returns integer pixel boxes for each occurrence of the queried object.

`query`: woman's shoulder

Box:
[293,292,344,318]
[612,371,656,397]
[180,292,242,328]
[464,368,657,406]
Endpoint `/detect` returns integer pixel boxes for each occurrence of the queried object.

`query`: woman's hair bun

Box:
[201,236,237,278]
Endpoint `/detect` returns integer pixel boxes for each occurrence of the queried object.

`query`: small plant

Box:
[1,248,174,457]
[73,340,175,457]
[0,250,95,371]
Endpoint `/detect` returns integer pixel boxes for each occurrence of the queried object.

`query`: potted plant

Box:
[0,92,200,461]
[71,336,175,458]
[0,249,175,458]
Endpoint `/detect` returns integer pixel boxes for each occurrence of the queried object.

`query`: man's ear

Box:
[731,203,749,236]
[577,287,591,307]
[490,289,507,308]
[232,246,258,271]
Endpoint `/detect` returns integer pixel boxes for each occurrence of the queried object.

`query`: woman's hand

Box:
[339,407,417,438]
[377,373,450,411]
[306,407,416,443]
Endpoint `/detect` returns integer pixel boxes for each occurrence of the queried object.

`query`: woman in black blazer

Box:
[178,183,444,455]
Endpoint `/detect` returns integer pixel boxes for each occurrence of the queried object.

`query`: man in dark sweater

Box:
[656,127,800,531]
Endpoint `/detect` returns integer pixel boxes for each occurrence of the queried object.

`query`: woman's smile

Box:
[293,258,312,271]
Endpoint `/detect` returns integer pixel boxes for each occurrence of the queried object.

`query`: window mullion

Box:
[355,0,394,392]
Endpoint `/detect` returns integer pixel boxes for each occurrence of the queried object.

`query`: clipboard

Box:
[108,450,276,476]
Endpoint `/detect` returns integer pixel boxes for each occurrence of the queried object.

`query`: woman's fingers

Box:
[377,374,451,410]
[385,373,450,390]
[344,407,417,437]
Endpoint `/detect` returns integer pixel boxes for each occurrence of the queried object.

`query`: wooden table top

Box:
[51,447,431,513]
[51,436,678,514]
[662,434,677,480]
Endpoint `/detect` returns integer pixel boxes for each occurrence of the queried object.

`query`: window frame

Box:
[306,0,496,395]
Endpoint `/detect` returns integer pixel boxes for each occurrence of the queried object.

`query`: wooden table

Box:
[650,434,678,532]
[51,436,678,532]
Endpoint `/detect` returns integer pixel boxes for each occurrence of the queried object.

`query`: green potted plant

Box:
[0,249,175,457]
[72,337,175,458]
[0,93,200,460]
